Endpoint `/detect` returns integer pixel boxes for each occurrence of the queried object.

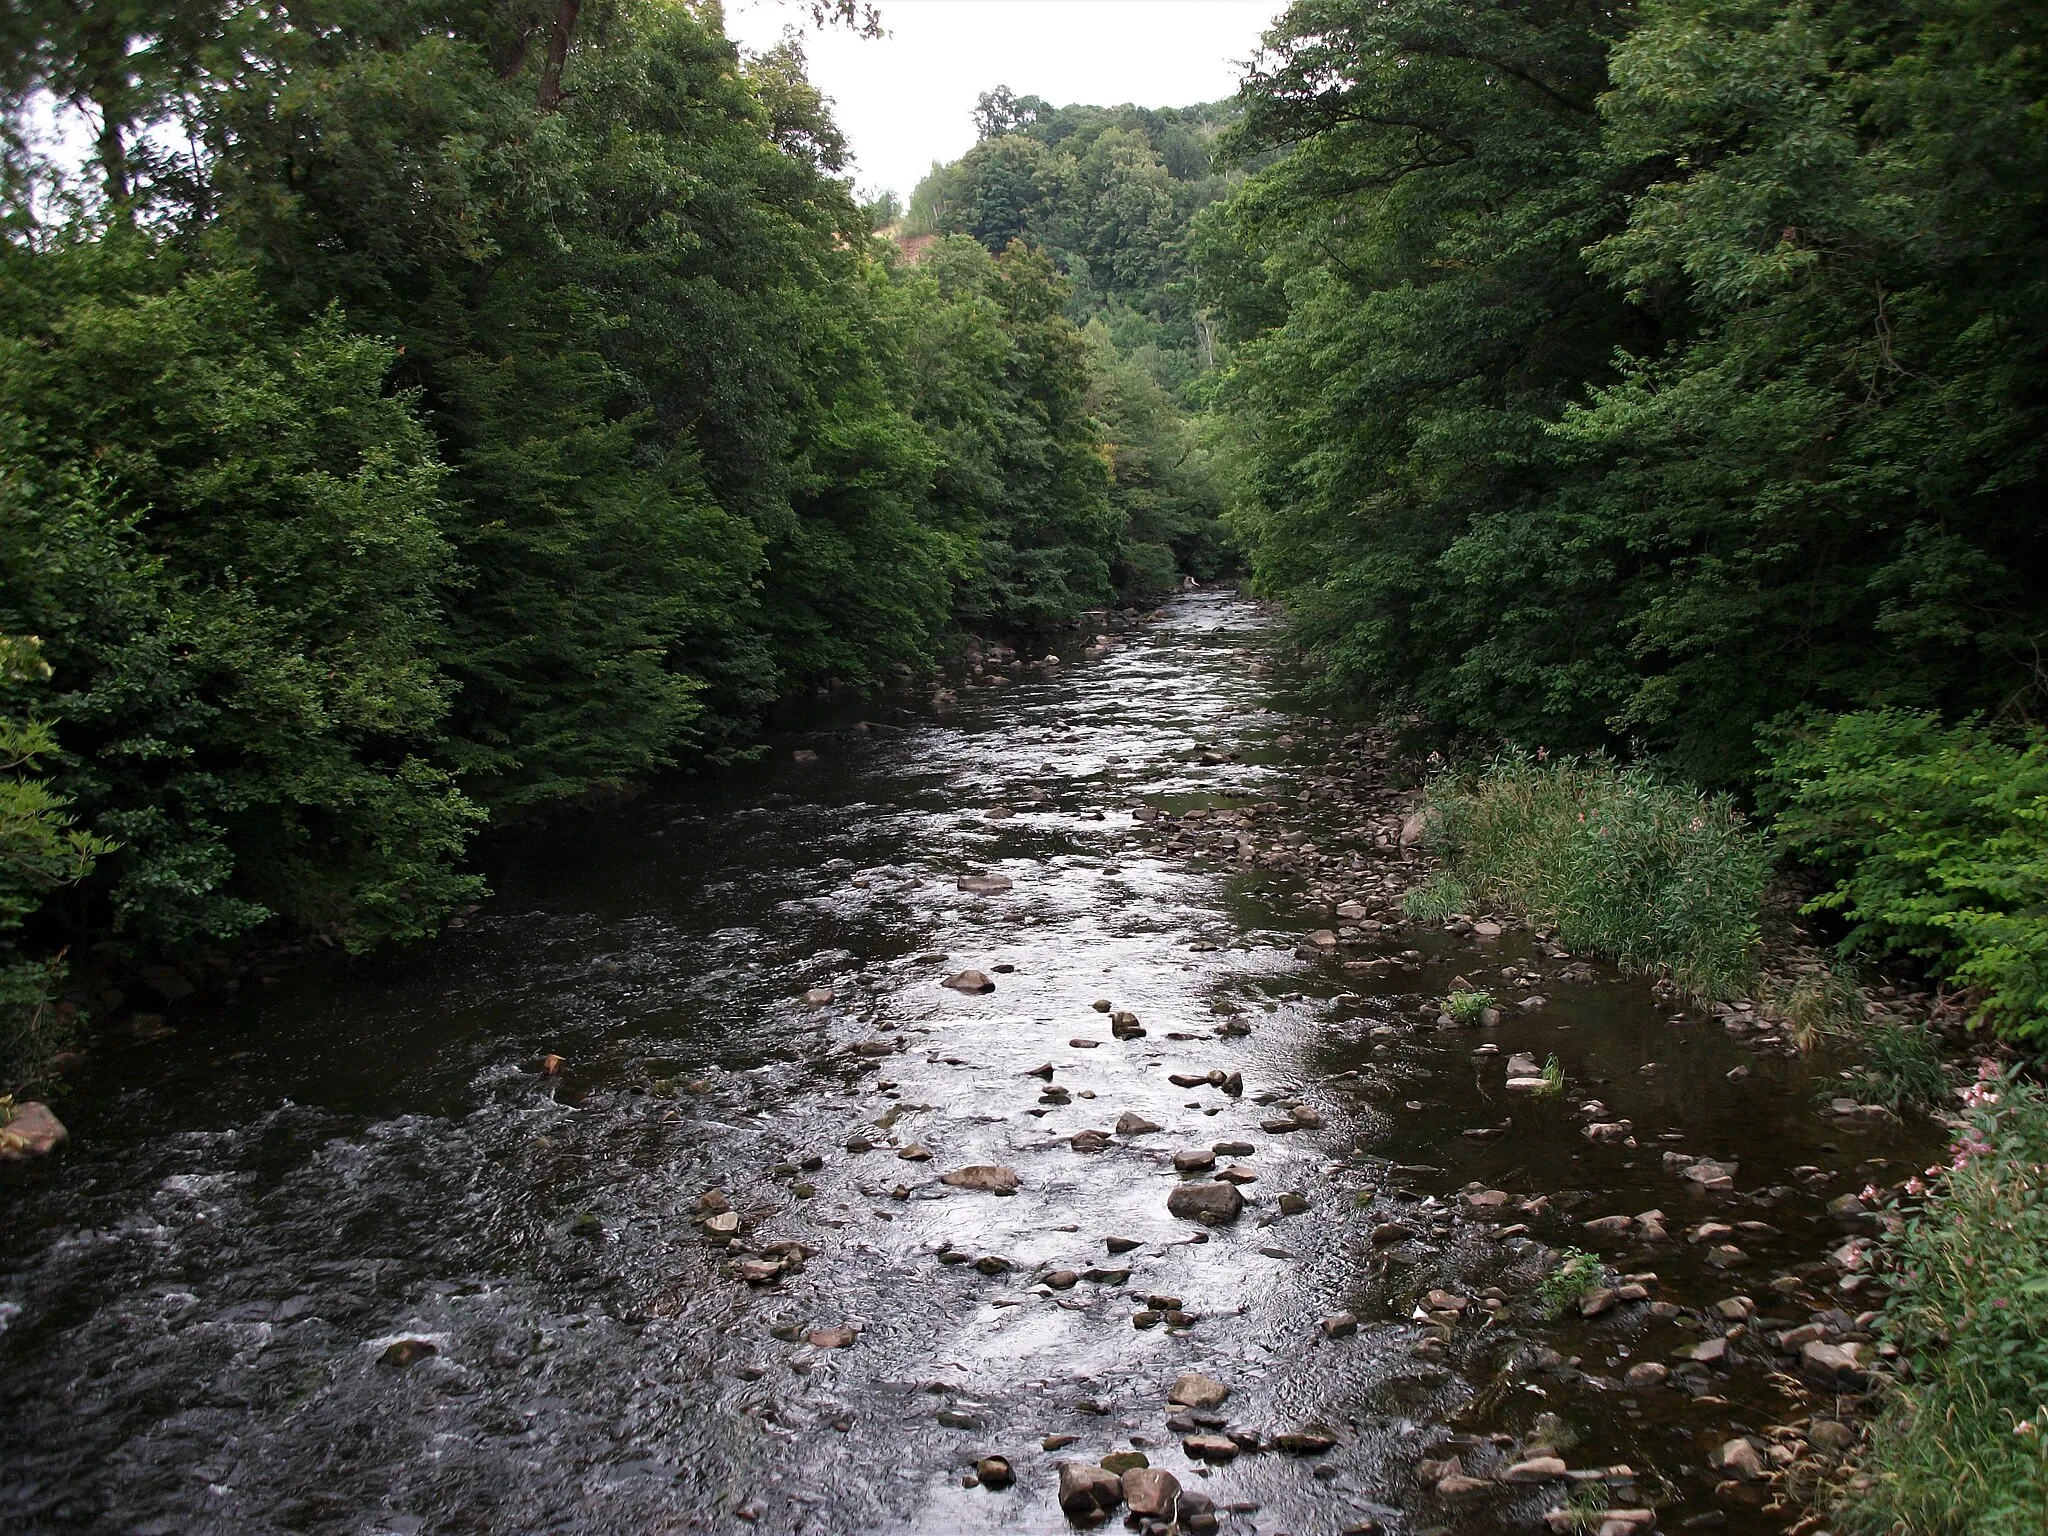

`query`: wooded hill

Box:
[0,1,1222,1084]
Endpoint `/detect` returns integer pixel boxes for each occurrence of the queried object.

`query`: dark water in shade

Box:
[1,593,1936,1536]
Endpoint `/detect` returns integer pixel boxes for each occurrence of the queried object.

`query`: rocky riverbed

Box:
[0,592,1938,1535]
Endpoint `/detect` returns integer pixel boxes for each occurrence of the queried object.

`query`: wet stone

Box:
[1168,1373,1230,1410]
[1116,1112,1161,1136]
[1166,1181,1243,1225]
[1122,1466,1181,1517]
[1056,1462,1124,1523]
[942,970,996,994]
[942,1164,1020,1194]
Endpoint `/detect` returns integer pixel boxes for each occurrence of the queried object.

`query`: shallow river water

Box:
[2,593,1933,1536]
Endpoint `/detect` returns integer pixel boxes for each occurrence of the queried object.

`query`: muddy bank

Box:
[0,593,1937,1536]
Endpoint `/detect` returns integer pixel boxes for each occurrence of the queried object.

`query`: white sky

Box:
[724,0,1288,202]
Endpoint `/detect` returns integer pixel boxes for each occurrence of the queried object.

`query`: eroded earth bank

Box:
[0,592,1934,1536]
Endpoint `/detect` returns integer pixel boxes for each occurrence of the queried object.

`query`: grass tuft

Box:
[1852,1022,1951,1114]
[1403,873,1470,922]
[1415,750,1769,1001]
[1536,1053,1565,1097]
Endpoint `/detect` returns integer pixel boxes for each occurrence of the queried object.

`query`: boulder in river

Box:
[1070,1129,1110,1153]
[1056,1461,1124,1523]
[1166,1181,1243,1225]
[976,1456,1013,1489]
[1115,1112,1160,1136]
[1122,1466,1181,1517]
[807,1325,857,1348]
[942,1164,1020,1194]
[957,874,1013,895]
[1172,1147,1216,1172]
[0,1102,68,1160]
[1168,1372,1230,1409]
[942,970,996,994]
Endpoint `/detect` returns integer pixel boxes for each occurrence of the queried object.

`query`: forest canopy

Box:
[0,0,1227,1087]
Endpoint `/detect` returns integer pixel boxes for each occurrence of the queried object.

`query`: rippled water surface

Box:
[2,594,1934,1536]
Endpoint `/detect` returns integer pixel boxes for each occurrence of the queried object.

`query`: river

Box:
[0,592,1931,1536]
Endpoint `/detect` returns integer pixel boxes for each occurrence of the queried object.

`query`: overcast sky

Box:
[724,0,1288,203]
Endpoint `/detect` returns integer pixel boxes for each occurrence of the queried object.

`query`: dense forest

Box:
[904,92,1240,593]
[0,1,1218,1087]
[1199,0,2048,1051]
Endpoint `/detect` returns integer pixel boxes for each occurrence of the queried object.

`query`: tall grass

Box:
[1405,750,1769,1000]
[1839,1067,2048,1535]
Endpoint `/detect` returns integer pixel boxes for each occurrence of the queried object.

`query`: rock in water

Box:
[941,1164,1021,1194]
[976,1456,1014,1489]
[1122,1466,1181,1517]
[1056,1462,1124,1523]
[807,1325,857,1348]
[1115,1112,1161,1136]
[380,1338,437,1368]
[942,970,996,994]
[957,874,1014,895]
[0,1102,67,1160]
[1166,1180,1243,1225]
[1167,1372,1230,1409]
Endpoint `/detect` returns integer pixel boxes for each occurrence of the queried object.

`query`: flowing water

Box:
[1,593,1935,1536]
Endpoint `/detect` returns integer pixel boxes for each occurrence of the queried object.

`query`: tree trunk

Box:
[536,0,582,113]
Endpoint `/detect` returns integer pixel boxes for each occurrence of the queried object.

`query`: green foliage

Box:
[1843,1068,2048,1536]
[0,1,1146,1074]
[1539,1248,1606,1318]
[0,634,111,1089]
[1537,1054,1565,1097]
[891,236,1117,627]
[1422,750,1769,1000]
[1443,988,1493,1025]
[1766,711,2048,1042]
[1209,0,2048,788]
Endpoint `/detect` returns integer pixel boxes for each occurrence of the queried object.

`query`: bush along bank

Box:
[1839,1066,2048,1536]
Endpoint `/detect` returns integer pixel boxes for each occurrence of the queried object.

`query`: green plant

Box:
[1536,1054,1565,1097]
[1538,1248,1605,1319]
[1852,1023,1951,1114]
[1418,751,1769,1000]
[1444,988,1494,1025]
[1404,873,1470,922]
[1767,711,2048,1044]
[1837,1066,2048,1536]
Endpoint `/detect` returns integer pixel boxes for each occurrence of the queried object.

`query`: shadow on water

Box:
[0,592,1936,1536]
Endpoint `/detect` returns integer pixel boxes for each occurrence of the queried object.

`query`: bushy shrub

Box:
[1418,751,1769,999]
[1766,711,2048,1043]
[1539,1249,1605,1319]
[1444,988,1494,1025]
[1842,1066,2048,1535]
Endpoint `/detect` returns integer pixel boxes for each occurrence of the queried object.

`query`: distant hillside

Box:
[906,90,1243,396]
